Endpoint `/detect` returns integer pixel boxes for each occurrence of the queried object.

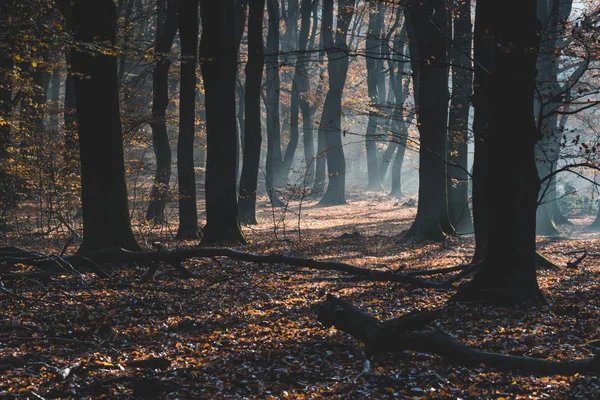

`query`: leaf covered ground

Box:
[2,190,600,399]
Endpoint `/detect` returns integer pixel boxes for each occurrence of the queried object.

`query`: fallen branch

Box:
[89,247,456,288]
[567,251,587,269]
[0,247,108,278]
[316,295,600,376]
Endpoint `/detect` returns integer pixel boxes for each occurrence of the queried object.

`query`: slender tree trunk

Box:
[364,2,384,192]
[455,0,542,304]
[403,0,453,241]
[176,0,200,238]
[146,0,178,224]
[470,0,492,263]
[265,0,284,206]
[535,0,573,236]
[0,48,14,219]
[117,0,136,86]
[238,0,266,225]
[447,0,474,233]
[71,0,140,254]
[280,0,301,182]
[318,0,356,206]
[199,0,246,245]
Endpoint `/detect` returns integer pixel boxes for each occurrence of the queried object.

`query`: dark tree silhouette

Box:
[365,2,385,192]
[318,0,356,206]
[176,0,200,239]
[238,0,266,225]
[71,0,140,254]
[403,0,453,241]
[146,0,178,224]
[455,0,542,304]
[265,0,285,207]
[447,0,474,233]
[199,0,246,244]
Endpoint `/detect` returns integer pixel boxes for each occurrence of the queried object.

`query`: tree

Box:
[71,0,140,254]
[447,0,474,233]
[145,0,178,224]
[265,0,285,207]
[199,0,246,244]
[403,0,453,241]
[455,0,542,303]
[176,0,200,239]
[238,0,266,225]
[535,0,574,236]
[318,0,356,206]
[364,1,385,192]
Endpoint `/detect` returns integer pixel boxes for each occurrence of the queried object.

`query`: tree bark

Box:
[199,0,246,245]
[318,0,356,206]
[175,0,200,238]
[364,2,384,192]
[265,0,284,207]
[455,0,542,304]
[71,0,140,254]
[447,0,474,234]
[470,0,492,263]
[146,0,178,224]
[403,0,453,241]
[238,0,266,225]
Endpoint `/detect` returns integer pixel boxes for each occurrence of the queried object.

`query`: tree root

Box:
[316,295,600,376]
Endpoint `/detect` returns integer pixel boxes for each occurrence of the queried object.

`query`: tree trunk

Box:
[238,0,266,225]
[317,0,355,206]
[403,0,453,241]
[0,45,14,219]
[470,0,493,263]
[447,0,474,234]
[387,22,410,198]
[199,0,246,245]
[265,0,284,206]
[146,0,178,224]
[455,0,542,304]
[175,0,200,239]
[364,2,384,192]
[71,0,140,254]
[534,0,573,237]
[280,0,301,183]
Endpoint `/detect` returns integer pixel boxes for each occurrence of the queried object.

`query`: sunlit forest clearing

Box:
[5,0,600,398]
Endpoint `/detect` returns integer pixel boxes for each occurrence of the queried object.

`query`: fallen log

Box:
[316,295,600,376]
[89,247,456,288]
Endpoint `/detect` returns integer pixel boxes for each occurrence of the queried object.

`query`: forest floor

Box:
[2,188,600,399]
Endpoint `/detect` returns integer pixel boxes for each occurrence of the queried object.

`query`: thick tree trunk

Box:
[318,0,355,206]
[175,0,200,239]
[447,0,474,234]
[403,0,453,241]
[145,0,178,224]
[455,0,542,304]
[71,0,140,254]
[238,0,266,225]
[199,0,246,245]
